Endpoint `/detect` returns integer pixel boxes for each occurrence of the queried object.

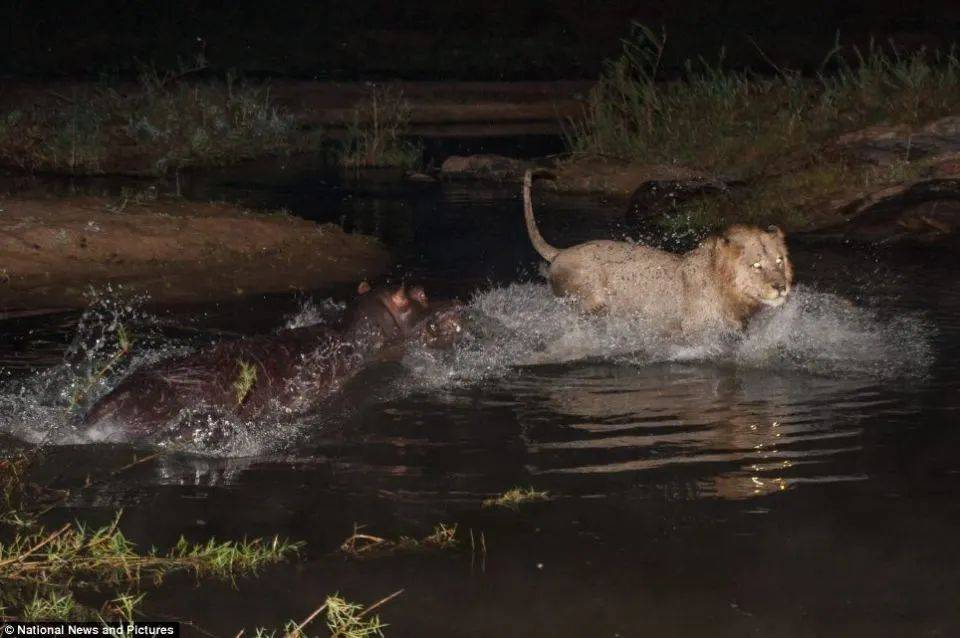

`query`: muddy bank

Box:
[0,196,389,311]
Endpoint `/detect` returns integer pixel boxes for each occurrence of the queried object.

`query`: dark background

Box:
[3,0,960,80]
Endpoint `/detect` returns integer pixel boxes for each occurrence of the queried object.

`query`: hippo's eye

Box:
[752,261,762,269]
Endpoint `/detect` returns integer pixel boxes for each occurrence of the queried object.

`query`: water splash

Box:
[0,284,932,456]
[403,283,933,390]
[0,294,353,456]
[282,297,345,330]
[0,289,171,447]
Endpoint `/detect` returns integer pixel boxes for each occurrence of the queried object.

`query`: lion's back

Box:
[548,240,684,317]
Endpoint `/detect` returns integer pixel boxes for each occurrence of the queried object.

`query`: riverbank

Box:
[0,79,588,176]
[0,195,389,311]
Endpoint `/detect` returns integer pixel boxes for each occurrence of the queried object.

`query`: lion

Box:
[522,170,793,337]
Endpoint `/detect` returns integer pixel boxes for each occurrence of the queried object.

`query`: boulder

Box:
[439,154,533,181]
[626,178,731,217]
[834,116,960,165]
[814,178,960,243]
[551,158,718,198]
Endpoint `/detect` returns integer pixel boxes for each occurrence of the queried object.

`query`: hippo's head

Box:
[343,282,461,345]
[343,283,430,340]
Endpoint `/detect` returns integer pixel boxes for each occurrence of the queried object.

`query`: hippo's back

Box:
[82,325,347,440]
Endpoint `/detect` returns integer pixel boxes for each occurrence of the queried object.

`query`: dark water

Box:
[2,156,959,636]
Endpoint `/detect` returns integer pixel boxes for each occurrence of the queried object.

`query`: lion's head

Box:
[713,224,793,313]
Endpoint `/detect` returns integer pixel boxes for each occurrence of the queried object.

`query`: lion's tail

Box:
[523,169,560,263]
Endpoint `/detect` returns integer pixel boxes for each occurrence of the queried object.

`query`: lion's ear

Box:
[767,225,784,239]
[408,285,428,306]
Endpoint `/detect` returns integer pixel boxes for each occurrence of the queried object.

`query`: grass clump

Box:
[482,486,550,510]
[1,454,66,528]
[0,514,300,585]
[566,24,960,179]
[254,591,401,638]
[0,58,296,175]
[0,455,30,517]
[322,595,388,638]
[0,101,107,174]
[68,323,133,410]
[19,590,91,621]
[339,523,458,558]
[339,86,421,169]
[125,65,294,172]
[0,513,300,620]
[234,359,259,405]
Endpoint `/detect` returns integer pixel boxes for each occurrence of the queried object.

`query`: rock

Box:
[834,116,960,165]
[439,154,533,181]
[626,178,730,217]
[814,178,960,243]
[405,171,437,183]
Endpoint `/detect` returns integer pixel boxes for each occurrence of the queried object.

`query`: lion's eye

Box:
[776,256,783,265]
[752,261,762,269]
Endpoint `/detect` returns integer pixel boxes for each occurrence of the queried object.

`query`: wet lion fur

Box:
[522,170,793,337]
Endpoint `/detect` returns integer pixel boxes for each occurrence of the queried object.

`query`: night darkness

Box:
[4,1,960,79]
[1,2,959,636]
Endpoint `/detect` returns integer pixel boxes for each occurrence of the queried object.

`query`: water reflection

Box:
[513,364,875,499]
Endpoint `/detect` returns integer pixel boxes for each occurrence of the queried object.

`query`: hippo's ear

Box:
[357,281,371,295]
[409,286,428,306]
[390,287,410,308]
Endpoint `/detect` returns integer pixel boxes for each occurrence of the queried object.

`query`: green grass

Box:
[0,455,66,528]
[0,515,300,583]
[19,590,91,622]
[0,513,301,620]
[339,86,422,170]
[234,359,259,405]
[565,24,960,179]
[564,25,960,235]
[0,59,296,175]
[482,486,550,510]
[0,453,302,622]
[0,452,412,634]
[253,591,401,638]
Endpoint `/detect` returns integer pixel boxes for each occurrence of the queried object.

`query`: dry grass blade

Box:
[0,523,71,569]
[339,524,458,559]
[482,487,550,510]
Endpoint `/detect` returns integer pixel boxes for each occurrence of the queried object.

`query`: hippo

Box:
[82,283,465,440]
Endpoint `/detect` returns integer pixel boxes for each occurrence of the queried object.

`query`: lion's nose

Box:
[773,282,788,295]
